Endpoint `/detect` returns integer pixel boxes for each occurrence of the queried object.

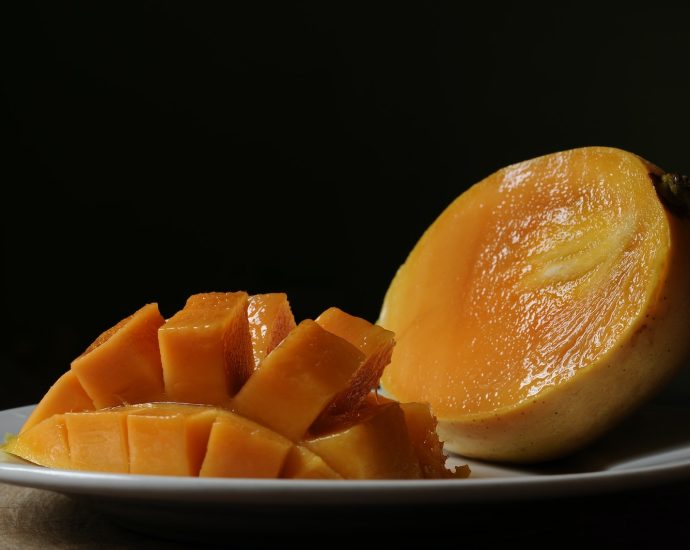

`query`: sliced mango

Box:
[199,412,293,478]
[159,292,253,404]
[127,405,216,476]
[71,303,165,408]
[248,293,296,371]
[6,403,292,478]
[280,446,342,479]
[312,307,395,433]
[65,410,130,473]
[305,402,422,480]
[4,414,71,469]
[6,293,467,480]
[20,371,94,434]
[233,320,365,441]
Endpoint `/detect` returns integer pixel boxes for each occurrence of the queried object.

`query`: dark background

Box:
[2,4,690,409]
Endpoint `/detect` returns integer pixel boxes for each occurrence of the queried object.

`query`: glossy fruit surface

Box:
[380,147,690,462]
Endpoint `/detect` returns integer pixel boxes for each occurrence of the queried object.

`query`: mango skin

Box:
[381,149,690,463]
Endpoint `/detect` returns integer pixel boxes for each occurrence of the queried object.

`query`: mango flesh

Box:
[25,294,295,427]
[312,307,396,433]
[71,303,165,408]
[4,414,71,469]
[199,412,293,478]
[280,446,342,479]
[400,402,469,479]
[128,406,216,476]
[5,400,454,479]
[305,402,422,480]
[22,302,167,434]
[247,293,296,371]
[65,410,130,473]
[380,147,690,462]
[20,371,94,434]
[159,292,253,404]
[232,319,365,441]
[6,404,293,477]
[6,293,466,479]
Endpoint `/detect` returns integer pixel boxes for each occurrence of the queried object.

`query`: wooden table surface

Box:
[2,479,690,549]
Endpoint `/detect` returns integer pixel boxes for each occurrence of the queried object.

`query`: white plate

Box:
[2,403,690,538]
[2,403,690,507]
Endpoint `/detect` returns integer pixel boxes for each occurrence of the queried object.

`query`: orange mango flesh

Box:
[280,446,342,479]
[312,307,395,433]
[305,402,422,480]
[159,292,253,404]
[71,303,165,409]
[65,410,130,473]
[6,294,466,479]
[232,320,365,441]
[6,397,462,479]
[27,292,291,424]
[8,402,450,479]
[380,147,670,419]
[20,371,94,434]
[127,406,216,476]
[6,404,294,477]
[248,293,296,371]
[199,412,293,478]
[4,414,71,469]
[400,402,469,479]
[23,304,165,431]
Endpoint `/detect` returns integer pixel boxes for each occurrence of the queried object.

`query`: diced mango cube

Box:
[71,303,165,408]
[127,406,216,476]
[313,307,395,432]
[280,446,342,479]
[232,320,364,441]
[65,410,129,473]
[159,292,253,404]
[305,402,422,479]
[199,412,292,478]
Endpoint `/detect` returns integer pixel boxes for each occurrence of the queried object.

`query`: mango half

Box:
[379,147,690,462]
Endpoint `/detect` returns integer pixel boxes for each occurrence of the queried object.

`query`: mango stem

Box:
[652,173,690,218]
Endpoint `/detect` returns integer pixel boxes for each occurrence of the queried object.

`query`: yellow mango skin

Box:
[305,403,422,480]
[381,147,690,462]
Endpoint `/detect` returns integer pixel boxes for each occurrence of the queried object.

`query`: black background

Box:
[3,4,690,410]
[3,5,690,547]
